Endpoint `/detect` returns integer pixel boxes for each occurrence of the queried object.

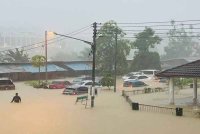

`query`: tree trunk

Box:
[38,66,40,86]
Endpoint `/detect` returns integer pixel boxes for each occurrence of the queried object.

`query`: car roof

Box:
[130,74,148,77]
[124,79,140,82]
[0,77,11,80]
[81,80,93,83]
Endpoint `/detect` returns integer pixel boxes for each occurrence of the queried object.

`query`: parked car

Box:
[72,76,92,84]
[139,69,160,77]
[63,85,88,95]
[123,80,147,87]
[124,74,151,82]
[72,76,102,85]
[77,80,102,89]
[122,72,142,80]
[0,78,15,90]
[48,80,71,89]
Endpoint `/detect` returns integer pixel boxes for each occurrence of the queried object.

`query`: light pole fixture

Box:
[53,22,97,108]
[45,31,48,84]
[114,31,118,93]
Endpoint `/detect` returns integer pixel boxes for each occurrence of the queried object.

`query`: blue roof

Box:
[0,65,25,73]
[65,63,92,71]
[22,64,66,73]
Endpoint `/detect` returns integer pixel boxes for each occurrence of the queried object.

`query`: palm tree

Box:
[31,55,46,85]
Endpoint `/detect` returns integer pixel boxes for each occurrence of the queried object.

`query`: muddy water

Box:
[0,80,200,134]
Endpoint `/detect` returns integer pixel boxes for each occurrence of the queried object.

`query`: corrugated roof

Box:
[156,59,200,77]
[22,64,66,73]
[65,63,92,71]
[0,65,25,73]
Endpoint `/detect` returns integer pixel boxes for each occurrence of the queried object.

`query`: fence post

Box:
[126,95,129,101]
[132,102,139,110]
[176,107,183,116]
[122,90,125,96]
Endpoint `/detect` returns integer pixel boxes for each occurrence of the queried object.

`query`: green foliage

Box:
[96,20,131,75]
[131,28,162,71]
[2,48,29,63]
[101,73,114,89]
[130,51,161,71]
[31,55,46,68]
[132,27,162,53]
[174,78,193,89]
[162,21,198,60]
[25,80,49,88]
[31,55,46,85]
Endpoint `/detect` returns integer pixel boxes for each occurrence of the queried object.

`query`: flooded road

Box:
[0,81,200,134]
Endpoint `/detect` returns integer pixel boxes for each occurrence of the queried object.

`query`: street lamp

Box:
[45,31,47,84]
[53,26,97,108]
[44,31,55,84]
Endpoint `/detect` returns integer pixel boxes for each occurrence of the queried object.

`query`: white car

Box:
[76,80,102,90]
[122,72,142,80]
[124,74,152,82]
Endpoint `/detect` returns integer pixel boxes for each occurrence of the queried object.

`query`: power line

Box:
[0,24,93,54]
[98,19,200,25]
[97,23,200,29]
[122,35,200,39]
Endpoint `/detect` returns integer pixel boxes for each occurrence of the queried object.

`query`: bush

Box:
[25,80,48,89]
[101,77,114,90]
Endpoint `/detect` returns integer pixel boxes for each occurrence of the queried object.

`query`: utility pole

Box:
[45,31,48,84]
[91,22,97,108]
[114,30,118,92]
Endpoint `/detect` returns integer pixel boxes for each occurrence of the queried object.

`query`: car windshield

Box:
[129,76,137,79]
[65,88,75,91]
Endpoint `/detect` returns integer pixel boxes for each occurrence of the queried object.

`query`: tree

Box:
[31,55,46,85]
[78,47,93,60]
[131,52,161,71]
[96,20,131,75]
[133,27,162,53]
[3,48,29,63]
[131,27,162,71]
[100,72,114,90]
[162,21,197,60]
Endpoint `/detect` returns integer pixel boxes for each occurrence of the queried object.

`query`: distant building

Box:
[0,61,92,81]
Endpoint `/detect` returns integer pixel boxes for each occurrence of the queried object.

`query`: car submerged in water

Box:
[0,78,15,90]
[123,80,147,87]
[63,85,88,95]
[48,80,71,89]
[63,80,102,95]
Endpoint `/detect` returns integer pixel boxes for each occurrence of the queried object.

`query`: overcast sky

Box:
[0,0,200,58]
[0,0,199,34]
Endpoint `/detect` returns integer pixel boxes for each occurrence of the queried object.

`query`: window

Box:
[138,76,148,79]
[85,82,92,85]
[129,76,137,79]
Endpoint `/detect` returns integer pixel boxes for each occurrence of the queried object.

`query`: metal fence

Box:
[122,87,167,96]
[122,90,200,118]
[139,103,175,115]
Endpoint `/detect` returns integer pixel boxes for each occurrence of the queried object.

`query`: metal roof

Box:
[0,65,25,73]
[156,59,200,77]
[22,64,66,73]
[65,63,92,71]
